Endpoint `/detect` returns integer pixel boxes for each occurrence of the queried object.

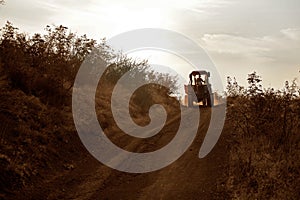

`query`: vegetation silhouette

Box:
[225,72,300,199]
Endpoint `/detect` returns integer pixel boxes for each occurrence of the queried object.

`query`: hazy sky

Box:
[1,0,300,89]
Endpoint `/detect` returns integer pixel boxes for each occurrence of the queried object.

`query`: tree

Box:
[247,71,263,96]
[284,78,299,98]
[226,76,244,97]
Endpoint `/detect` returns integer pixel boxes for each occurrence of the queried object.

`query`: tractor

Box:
[184,70,214,107]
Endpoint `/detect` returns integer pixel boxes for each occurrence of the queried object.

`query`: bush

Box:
[225,72,300,199]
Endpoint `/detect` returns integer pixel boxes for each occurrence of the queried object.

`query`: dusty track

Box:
[22,106,229,200]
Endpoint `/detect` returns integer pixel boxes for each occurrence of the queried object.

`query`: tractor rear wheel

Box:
[207,96,213,107]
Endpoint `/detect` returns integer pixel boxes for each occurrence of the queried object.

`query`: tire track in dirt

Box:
[86,106,230,200]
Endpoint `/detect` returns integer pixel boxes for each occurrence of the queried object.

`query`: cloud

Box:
[280,28,300,41]
[201,28,300,58]
[0,0,54,26]
[201,34,270,55]
[199,28,300,88]
[185,0,236,16]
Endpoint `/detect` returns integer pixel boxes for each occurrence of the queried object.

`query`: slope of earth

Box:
[1,65,230,199]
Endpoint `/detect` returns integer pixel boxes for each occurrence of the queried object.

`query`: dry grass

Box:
[225,93,300,199]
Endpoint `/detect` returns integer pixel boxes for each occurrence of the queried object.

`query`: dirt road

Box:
[22,106,229,200]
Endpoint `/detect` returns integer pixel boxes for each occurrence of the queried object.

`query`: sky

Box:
[1,0,300,91]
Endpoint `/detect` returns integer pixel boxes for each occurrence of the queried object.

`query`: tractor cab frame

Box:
[184,70,214,107]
